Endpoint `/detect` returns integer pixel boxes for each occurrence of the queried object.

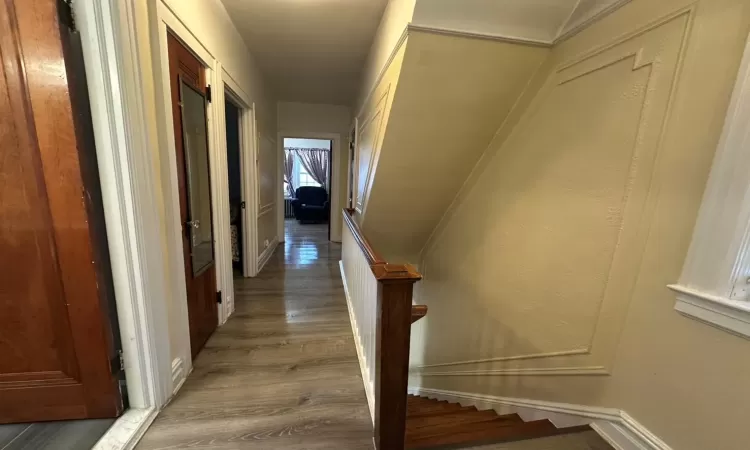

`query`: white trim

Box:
[356,26,409,120]
[257,236,279,274]
[556,0,633,43]
[668,284,750,339]
[153,5,196,375]
[407,23,553,46]
[170,357,184,389]
[74,0,171,410]
[339,261,375,423]
[408,387,672,450]
[92,408,158,450]
[277,131,344,242]
[669,32,750,337]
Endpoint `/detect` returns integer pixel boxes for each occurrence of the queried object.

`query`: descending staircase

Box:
[405,395,593,449]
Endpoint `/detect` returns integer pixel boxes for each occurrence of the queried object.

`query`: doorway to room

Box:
[283,138,333,243]
[225,98,244,276]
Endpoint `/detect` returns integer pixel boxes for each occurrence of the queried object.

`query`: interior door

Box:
[167,32,218,359]
[0,0,123,423]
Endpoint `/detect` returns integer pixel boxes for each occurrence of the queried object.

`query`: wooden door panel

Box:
[167,32,218,359]
[0,0,121,422]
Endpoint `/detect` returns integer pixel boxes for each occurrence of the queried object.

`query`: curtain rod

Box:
[284,147,330,152]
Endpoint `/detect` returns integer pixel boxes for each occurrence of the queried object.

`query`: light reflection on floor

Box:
[283,220,331,267]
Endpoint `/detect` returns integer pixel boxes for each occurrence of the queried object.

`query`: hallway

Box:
[136,222,373,449]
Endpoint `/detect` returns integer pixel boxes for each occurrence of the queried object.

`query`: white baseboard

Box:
[339,260,375,423]
[92,408,158,450]
[408,386,671,450]
[257,236,279,274]
[171,357,184,390]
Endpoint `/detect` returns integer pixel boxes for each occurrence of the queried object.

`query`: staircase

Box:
[405,395,592,449]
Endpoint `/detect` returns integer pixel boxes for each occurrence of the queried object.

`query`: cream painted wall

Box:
[277,102,352,242]
[411,0,575,43]
[257,131,277,256]
[137,0,277,372]
[360,32,548,262]
[353,41,408,222]
[408,1,750,449]
[356,0,416,112]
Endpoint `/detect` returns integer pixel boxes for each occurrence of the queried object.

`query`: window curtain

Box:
[290,148,329,191]
[283,149,295,197]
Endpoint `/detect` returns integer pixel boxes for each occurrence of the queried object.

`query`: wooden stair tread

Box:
[406,410,508,431]
[404,395,595,450]
[406,419,558,449]
[407,405,477,418]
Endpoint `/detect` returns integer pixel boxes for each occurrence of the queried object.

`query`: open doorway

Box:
[225,98,244,276]
[283,138,333,243]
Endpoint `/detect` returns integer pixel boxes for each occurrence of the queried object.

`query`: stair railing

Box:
[340,208,426,450]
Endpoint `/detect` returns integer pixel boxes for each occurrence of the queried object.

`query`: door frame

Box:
[74,1,259,447]
[277,131,343,243]
[73,0,169,436]
[224,84,260,279]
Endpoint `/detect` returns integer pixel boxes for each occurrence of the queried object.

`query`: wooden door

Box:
[0,0,123,423]
[166,32,218,359]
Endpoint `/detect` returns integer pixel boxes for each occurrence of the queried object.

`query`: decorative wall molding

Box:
[355,87,390,218]
[669,284,750,339]
[257,236,279,274]
[417,348,589,369]
[668,30,750,338]
[557,1,634,43]
[408,387,672,450]
[407,23,551,46]
[258,202,275,218]
[415,9,692,377]
[408,0,632,47]
[414,366,609,377]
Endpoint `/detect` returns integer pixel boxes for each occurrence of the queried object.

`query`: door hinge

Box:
[58,0,77,31]
[216,290,223,304]
[110,350,125,374]
[240,201,246,209]
[206,85,212,103]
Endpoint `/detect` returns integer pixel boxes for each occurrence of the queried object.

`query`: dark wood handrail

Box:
[411,305,428,324]
[342,208,426,449]
[343,208,386,265]
[343,209,422,282]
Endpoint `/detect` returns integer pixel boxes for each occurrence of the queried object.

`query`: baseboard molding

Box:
[408,386,671,450]
[92,408,158,450]
[339,260,375,423]
[257,236,279,274]
[171,357,184,390]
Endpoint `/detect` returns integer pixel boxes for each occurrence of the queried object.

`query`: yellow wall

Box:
[409,1,750,449]
[356,0,416,113]
[257,131,278,257]
[354,40,408,221]
[361,32,548,262]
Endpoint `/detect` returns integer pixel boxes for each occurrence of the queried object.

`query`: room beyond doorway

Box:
[283,138,334,241]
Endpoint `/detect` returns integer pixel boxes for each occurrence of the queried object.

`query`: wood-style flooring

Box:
[137,220,374,449]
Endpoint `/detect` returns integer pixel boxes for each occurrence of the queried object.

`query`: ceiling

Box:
[221,0,389,106]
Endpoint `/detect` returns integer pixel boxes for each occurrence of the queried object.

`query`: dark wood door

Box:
[167,32,218,359]
[0,0,123,423]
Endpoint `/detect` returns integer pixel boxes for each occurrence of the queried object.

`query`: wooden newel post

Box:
[372,263,422,450]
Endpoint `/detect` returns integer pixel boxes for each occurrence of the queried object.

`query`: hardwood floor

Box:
[137,220,373,449]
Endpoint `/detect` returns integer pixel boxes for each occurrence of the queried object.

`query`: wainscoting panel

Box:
[413,9,693,376]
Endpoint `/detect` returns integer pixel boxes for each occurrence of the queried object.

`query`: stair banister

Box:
[341,208,425,450]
